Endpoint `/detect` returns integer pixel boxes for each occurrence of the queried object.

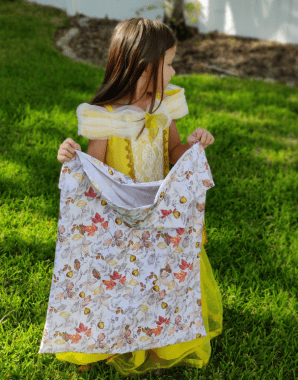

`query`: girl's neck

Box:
[112,92,153,111]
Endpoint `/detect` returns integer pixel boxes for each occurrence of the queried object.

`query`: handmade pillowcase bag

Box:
[38,142,216,355]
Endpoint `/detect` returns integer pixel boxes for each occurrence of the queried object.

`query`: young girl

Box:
[54,17,222,377]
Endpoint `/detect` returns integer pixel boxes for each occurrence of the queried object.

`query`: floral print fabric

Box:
[39,141,215,355]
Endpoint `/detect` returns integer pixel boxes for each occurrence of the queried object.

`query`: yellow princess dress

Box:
[54,84,223,376]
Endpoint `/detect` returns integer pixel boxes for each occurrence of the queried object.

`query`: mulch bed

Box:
[53,12,298,87]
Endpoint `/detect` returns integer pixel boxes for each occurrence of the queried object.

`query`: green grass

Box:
[0,0,297,379]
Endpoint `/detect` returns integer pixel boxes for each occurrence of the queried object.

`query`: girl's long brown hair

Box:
[88,18,177,140]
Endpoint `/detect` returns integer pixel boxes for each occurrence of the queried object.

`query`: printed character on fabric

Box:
[38,141,215,355]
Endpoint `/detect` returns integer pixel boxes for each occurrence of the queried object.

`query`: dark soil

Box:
[53,12,298,87]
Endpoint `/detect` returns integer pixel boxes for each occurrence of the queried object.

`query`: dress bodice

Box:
[76,84,189,183]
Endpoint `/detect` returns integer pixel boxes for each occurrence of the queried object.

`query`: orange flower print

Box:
[68,333,82,344]
[176,228,185,235]
[150,325,163,337]
[76,323,92,337]
[110,271,127,284]
[101,221,109,230]
[160,209,172,218]
[102,279,117,290]
[110,271,122,280]
[85,187,97,198]
[92,212,104,224]
[76,323,88,333]
[91,213,109,230]
[156,316,170,326]
[110,270,126,284]
[174,270,187,283]
[179,259,191,270]
[169,235,181,248]
[83,223,98,236]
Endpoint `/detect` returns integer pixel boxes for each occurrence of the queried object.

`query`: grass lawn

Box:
[0,0,297,379]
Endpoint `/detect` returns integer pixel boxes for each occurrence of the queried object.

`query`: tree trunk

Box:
[163,0,198,41]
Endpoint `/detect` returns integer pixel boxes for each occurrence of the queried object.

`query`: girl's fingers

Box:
[65,137,77,147]
[58,149,72,162]
[58,146,76,162]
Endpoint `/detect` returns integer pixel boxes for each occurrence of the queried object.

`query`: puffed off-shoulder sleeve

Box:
[76,103,113,140]
[76,103,146,140]
[162,83,189,120]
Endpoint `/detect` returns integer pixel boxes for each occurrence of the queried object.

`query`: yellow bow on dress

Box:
[145,113,168,144]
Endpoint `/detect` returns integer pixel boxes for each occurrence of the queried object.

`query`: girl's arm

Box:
[168,119,192,166]
[87,139,108,163]
[57,138,108,164]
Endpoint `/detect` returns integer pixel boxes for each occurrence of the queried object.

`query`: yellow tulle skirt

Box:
[56,239,223,376]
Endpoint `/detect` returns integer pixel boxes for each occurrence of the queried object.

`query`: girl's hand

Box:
[57,138,81,163]
[187,128,214,149]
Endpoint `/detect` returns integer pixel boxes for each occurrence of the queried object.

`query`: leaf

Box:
[71,301,80,313]
[168,280,176,290]
[147,253,155,266]
[76,200,87,207]
[73,173,84,180]
[86,311,94,323]
[174,246,184,254]
[114,230,123,239]
[157,242,167,249]
[182,235,190,248]
[84,223,98,237]
[132,241,141,251]
[55,292,65,300]
[87,344,97,350]
[61,248,70,259]
[174,271,187,283]
[60,236,70,246]
[68,333,82,344]
[125,286,133,296]
[74,259,80,271]
[139,336,150,342]
[102,279,116,290]
[93,286,103,295]
[82,295,91,307]
[76,323,88,333]
[106,259,117,266]
[169,235,181,248]
[54,339,66,345]
[103,238,113,246]
[59,311,71,318]
[132,230,141,239]
[87,279,98,291]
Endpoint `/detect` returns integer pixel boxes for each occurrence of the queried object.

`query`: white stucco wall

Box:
[25,0,298,45]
